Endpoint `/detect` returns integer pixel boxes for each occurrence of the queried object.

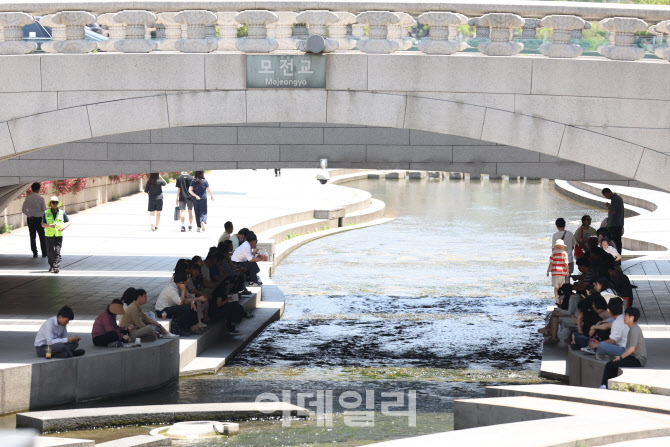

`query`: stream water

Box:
[47,178,605,445]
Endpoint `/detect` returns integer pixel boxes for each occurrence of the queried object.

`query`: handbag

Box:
[575,227,585,258]
[173,206,180,221]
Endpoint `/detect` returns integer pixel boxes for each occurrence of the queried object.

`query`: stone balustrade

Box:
[0,3,668,61]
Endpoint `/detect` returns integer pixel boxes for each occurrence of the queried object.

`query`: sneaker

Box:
[181,226,186,232]
[229,329,242,335]
[72,349,85,357]
[600,385,607,389]
[581,347,596,355]
[42,253,47,257]
[243,313,255,319]
[197,228,201,232]
[53,268,59,274]
[150,224,155,232]
[154,227,158,231]
[189,226,192,231]
[198,322,207,329]
[201,224,206,232]
[163,332,179,339]
[48,267,53,273]
[33,252,38,258]
[107,341,124,348]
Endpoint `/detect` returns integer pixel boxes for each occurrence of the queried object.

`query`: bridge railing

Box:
[0,1,668,61]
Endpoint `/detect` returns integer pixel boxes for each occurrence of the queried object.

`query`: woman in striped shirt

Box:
[547,239,569,304]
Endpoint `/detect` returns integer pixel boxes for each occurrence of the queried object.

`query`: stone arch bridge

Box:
[1,1,669,211]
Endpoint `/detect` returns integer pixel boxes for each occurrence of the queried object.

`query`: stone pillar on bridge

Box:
[571,21,591,40]
[351,23,365,39]
[355,11,400,54]
[0,12,38,54]
[330,11,357,50]
[539,15,586,58]
[174,10,218,53]
[417,12,468,55]
[113,10,158,53]
[388,12,415,51]
[266,12,298,50]
[599,17,648,61]
[521,18,541,38]
[296,10,340,52]
[41,11,98,53]
[96,13,125,52]
[216,12,242,51]
[654,20,670,60]
[156,13,182,50]
[38,15,65,53]
[235,10,279,53]
[477,13,525,56]
[468,17,490,39]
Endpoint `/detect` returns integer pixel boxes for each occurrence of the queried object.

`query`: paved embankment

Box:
[17,402,309,433]
[0,169,391,414]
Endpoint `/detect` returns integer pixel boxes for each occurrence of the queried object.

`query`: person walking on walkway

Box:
[552,218,575,276]
[34,306,84,358]
[42,196,70,274]
[175,171,194,232]
[22,182,47,258]
[602,188,625,255]
[188,171,214,232]
[144,173,167,232]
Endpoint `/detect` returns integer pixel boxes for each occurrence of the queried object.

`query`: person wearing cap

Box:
[22,182,47,258]
[547,239,569,304]
[91,299,132,347]
[41,196,71,274]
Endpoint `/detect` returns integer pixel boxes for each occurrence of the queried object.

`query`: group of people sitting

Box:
[33,221,269,356]
[542,214,647,389]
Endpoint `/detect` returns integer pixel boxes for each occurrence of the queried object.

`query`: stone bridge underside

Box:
[1,52,669,209]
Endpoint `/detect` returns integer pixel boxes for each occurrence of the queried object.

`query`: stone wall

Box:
[0,176,143,229]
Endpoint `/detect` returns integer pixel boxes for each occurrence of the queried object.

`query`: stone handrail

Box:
[0,0,668,60]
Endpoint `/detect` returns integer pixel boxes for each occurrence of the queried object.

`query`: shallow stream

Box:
[47,178,605,445]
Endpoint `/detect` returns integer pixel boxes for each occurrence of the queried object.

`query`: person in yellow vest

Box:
[41,196,71,274]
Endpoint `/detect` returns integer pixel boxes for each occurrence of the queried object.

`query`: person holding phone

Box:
[34,306,85,358]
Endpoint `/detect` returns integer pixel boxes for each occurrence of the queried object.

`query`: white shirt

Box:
[34,316,69,347]
[603,245,621,260]
[552,230,576,264]
[155,282,182,311]
[232,241,253,262]
[22,193,47,218]
[610,314,630,348]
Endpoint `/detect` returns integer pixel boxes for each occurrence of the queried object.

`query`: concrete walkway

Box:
[0,169,384,414]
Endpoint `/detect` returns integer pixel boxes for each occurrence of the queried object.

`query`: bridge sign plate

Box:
[246,55,326,88]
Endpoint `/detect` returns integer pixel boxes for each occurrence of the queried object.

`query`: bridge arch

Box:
[0,53,669,193]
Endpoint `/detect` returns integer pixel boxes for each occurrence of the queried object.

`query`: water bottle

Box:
[46,345,51,359]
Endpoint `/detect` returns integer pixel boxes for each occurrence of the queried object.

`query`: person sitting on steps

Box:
[92,299,133,347]
[34,306,85,358]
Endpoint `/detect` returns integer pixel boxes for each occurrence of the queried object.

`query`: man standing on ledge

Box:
[22,182,47,258]
[42,196,71,274]
[602,188,624,255]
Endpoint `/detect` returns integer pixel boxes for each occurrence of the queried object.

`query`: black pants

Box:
[162,304,198,332]
[46,236,63,269]
[234,261,260,282]
[610,226,623,255]
[28,216,46,256]
[36,341,79,358]
[601,355,642,386]
[212,301,244,329]
[93,331,121,347]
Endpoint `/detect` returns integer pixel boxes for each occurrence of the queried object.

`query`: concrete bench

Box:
[567,348,608,388]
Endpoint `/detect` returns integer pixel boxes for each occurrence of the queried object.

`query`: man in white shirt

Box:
[593,297,629,360]
[231,232,267,285]
[34,306,84,358]
[601,236,622,263]
[155,271,201,335]
[552,217,576,276]
[22,182,47,258]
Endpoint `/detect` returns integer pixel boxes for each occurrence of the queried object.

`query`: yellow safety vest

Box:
[44,209,64,237]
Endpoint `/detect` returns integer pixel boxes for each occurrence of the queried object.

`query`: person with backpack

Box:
[175,171,194,232]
